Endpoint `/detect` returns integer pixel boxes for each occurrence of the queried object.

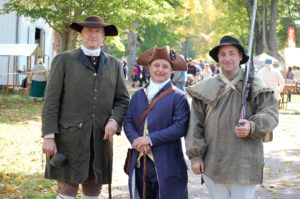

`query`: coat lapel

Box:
[79,50,95,71]
[97,51,107,75]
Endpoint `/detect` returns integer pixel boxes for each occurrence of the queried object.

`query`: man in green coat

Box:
[185,35,279,199]
[41,16,130,199]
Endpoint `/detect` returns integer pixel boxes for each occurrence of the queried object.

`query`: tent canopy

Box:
[253,53,279,65]
[284,48,300,66]
[0,44,38,56]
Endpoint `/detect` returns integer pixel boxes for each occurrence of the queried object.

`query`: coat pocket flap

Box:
[59,116,83,129]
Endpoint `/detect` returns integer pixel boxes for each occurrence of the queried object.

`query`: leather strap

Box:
[137,86,174,131]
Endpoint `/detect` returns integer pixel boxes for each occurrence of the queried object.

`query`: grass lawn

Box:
[0,91,299,198]
[0,93,56,198]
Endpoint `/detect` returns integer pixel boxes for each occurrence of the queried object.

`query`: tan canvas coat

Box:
[42,49,129,184]
[185,69,278,184]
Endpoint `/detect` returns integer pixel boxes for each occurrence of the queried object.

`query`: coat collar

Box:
[78,48,107,74]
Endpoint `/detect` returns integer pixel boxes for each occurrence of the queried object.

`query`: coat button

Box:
[93,73,97,77]
[92,114,95,117]
[78,123,83,128]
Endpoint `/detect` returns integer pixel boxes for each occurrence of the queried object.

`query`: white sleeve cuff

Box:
[44,133,55,139]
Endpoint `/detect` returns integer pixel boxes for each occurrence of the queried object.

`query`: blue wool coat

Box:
[124,82,190,199]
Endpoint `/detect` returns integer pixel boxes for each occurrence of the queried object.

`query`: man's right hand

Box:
[191,161,205,175]
[42,138,57,159]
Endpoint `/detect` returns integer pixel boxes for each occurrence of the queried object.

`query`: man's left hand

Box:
[103,120,118,142]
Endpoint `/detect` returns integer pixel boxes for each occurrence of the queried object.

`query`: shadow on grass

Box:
[261,148,300,198]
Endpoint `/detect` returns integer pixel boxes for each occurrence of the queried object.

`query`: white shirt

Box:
[80,45,101,56]
[258,64,285,101]
[146,78,171,101]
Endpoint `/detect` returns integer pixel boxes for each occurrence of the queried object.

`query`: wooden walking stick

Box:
[143,154,147,199]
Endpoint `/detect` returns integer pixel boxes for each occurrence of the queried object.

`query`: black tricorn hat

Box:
[209,35,249,65]
[137,46,187,71]
[69,16,118,36]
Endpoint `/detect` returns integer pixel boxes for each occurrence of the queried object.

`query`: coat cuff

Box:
[190,157,203,165]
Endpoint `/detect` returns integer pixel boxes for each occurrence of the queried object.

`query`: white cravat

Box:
[80,45,101,56]
[146,78,171,101]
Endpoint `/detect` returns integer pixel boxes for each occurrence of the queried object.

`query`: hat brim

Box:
[209,44,249,65]
[137,46,187,71]
[69,22,118,36]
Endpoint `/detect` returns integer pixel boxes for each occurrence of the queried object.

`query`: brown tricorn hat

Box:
[69,16,118,36]
[137,46,186,71]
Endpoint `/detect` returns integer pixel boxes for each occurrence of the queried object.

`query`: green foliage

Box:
[277,0,300,49]
[2,0,300,59]
[138,23,183,53]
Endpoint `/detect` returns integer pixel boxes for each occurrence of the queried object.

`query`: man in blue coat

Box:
[124,46,190,199]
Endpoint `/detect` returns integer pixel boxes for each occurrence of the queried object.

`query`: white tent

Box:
[284,48,300,66]
[0,44,38,56]
[253,53,279,65]
[0,44,39,89]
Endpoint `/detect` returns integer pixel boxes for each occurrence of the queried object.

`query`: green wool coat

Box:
[185,69,279,184]
[42,49,130,184]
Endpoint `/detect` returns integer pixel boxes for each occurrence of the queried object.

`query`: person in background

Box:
[173,68,187,91]
[131,64,139,88]
[257,59,285,103]
[286,66,294,82]
[285,66,295,102]
[29,58,48,101]
[201,63,213,80]
[185,35,278,199]
[293,66,300,83]
[124,46,190,199]
[41,16,130,199]
[122,60,128,80]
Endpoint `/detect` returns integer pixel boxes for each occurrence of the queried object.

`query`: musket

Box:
[239,0,257,120]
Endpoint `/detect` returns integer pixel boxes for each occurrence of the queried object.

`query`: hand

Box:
[42,138,57,159]
[135,145,151,155]
[103,120,118,142]
[192,161,204,175]
[235,119,251,138]
[132,136,150,151]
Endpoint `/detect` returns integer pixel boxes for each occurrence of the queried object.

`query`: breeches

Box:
[203,175,256,199]
[136,156,159,199]
[57,180,102,197]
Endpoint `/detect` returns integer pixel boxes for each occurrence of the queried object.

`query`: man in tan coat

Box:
[185,35,278,199]
[41,16,129,199]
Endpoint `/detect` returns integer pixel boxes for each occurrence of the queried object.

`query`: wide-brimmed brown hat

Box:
[209,35,249,65]
[137,46,186,71]
[69,16,118,36]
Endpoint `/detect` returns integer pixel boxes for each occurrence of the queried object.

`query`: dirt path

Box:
[101,101,300,199]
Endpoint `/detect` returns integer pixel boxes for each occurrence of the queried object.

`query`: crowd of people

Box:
[38,14,299,199]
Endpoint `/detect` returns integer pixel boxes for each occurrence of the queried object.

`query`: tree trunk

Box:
[262,0,270,52]
[127,30,138,77]
[247,0,263,55]
[181,40,189,59]
[267,0,283,62]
